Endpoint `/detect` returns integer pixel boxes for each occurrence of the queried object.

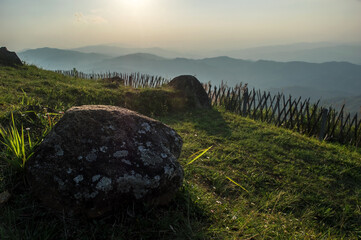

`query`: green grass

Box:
[1,65,361,239]
[0,65,177,117]
[0,113,37,169]
[160,109,361,239]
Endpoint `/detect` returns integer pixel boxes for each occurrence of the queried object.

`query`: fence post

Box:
[319,108,328,141]
[242,89,249,117]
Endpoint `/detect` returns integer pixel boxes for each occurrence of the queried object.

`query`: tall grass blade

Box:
[226,176,249,193]
[186,146,213,165]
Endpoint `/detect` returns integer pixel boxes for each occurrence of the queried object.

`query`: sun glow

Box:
[124,0,147,8]
[110,0,151,14]
[129,0,142,5]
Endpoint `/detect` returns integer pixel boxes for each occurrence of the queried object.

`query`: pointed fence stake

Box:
[319,108,328,141]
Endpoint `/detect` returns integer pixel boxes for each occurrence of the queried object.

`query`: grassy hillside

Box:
[1,65,361,239]
[0,65,179,118]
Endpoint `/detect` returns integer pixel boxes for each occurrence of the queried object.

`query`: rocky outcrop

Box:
[26,105,183,218]
[168,75,211,109]
[0,47,23,67]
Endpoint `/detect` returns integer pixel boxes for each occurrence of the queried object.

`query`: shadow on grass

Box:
[0,182,212,240]
[159,107,232,138]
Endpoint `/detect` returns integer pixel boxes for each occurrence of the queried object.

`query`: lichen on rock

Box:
[26,105,183,218]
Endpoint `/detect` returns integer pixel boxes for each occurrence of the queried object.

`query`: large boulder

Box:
[26,105,183,218]
[168,75,211,109]
[0,47,23,67]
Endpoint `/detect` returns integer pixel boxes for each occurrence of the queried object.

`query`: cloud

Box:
[74,12,107,24]
[89,15,107,24]
[74,12,86,23]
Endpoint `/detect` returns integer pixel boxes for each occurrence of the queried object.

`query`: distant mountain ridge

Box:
[71,45,184,58]
[223,43,361,65]
[70,43,361,64]
[19,47,110,70]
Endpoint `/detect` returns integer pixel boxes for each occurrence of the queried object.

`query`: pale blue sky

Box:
[1,0,361,51]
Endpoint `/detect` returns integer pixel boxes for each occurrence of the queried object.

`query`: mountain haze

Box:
[322,95,361,115]
[18,48,110,70]
[71,43,361,64]
[224,43,361,65]
[72,45,186,59]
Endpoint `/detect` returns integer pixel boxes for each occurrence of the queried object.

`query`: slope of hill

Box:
[0,65,361,239]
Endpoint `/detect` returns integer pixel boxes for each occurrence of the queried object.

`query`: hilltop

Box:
[0,65,361,239]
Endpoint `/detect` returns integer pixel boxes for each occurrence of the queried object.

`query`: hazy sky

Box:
[1,0,361,51]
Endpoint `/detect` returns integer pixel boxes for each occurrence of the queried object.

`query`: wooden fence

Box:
[204,82,361,147]
[55,70,361,147]
[55,70,169,88]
